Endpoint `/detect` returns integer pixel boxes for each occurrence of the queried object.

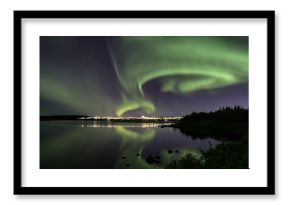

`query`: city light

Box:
[78,115,183,121]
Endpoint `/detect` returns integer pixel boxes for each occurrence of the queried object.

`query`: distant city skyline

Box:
[40,36,248,116]
[78,115,183,120]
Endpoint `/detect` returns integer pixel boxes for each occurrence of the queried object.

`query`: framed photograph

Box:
[14,10,275,195]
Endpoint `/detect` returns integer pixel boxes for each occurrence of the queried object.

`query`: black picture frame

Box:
[14,10,275,195]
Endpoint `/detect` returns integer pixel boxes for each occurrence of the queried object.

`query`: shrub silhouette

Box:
[173,106,248,140]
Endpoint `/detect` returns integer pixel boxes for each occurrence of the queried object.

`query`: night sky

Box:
[40,36,248,116]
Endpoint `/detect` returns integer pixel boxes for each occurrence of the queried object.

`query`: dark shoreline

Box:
[164,107,249,168]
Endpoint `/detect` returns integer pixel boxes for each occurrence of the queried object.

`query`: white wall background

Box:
[0,0,287,204]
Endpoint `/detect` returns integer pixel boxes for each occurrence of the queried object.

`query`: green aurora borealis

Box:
[40,36,248,116]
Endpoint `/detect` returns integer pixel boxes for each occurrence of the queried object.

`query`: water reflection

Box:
[40,121,221,169]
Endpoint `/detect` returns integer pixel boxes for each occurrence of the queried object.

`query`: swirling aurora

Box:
[40,36,248,116]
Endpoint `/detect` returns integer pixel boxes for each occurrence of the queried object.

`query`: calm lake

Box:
[40,120,221,169]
